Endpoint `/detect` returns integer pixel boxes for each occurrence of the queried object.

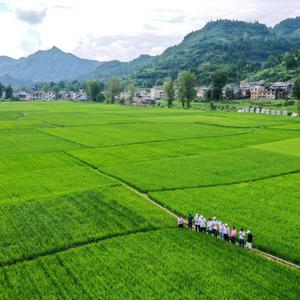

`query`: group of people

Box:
[178,213,254,249]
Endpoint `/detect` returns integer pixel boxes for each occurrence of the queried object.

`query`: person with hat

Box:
[212,217,219,237]
[199,215,207,233]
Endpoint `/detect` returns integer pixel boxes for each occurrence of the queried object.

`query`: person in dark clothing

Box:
[187,214,194,230]
[246,230,254,249]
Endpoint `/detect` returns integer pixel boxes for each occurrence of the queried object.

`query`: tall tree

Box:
[163,79,175,108]
[211,71,227,100]
[292,78,300,99]
[0,82,3,98]
[106,77,122,104]
[177,71,196,109]
[87,80,104,101]
[5,86,13,99]
[128,82,136,105]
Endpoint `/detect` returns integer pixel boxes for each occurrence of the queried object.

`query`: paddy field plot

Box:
[0,101,299,298]
[0,229,299,300]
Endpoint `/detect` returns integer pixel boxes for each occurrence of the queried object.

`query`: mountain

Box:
[133,18,300,86]
[0,47,100,85]
[82,54,156,80]
[273,17,300,39]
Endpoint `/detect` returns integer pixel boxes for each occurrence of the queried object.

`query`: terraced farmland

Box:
[0,101,299,299]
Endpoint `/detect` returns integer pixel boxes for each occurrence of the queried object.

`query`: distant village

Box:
[0,80,294,103]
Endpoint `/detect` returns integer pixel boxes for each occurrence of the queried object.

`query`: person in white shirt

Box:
[207,218,213,234]
[199,215,207,233]
[177,216,184,228]
[212,217,219,237]
[224,224,230,242]
[194,214,199,232]
[219,221,225,240]
[239,228,246,248]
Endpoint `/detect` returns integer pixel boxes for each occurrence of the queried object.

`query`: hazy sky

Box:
[0,0,299,61]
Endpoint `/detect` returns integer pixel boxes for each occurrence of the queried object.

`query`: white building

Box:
[151,86,164,100]
[195,86,208,98]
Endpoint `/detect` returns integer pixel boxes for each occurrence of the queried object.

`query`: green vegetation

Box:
[1,229,299,299]
[133,18,300,86]
[163,79,175,108]
[150,173,300,263]
[0,101,299,298]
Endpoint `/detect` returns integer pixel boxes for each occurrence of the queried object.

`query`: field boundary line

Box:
[148,169,300,192]
[0,227,166,268]
[78,129,256,150]
[63,152,300,270]
[34,128,92,148]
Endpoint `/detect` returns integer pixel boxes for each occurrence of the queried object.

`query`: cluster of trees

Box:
[0,83,13,99]
[162,70,227,109]
[86,77,123,103]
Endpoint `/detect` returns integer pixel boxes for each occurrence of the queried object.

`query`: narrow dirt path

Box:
[64,152,300,271]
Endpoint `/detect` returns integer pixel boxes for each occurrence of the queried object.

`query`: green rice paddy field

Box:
[0,101,299,299]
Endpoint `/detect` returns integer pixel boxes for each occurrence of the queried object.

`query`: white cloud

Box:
[0,0,299,61]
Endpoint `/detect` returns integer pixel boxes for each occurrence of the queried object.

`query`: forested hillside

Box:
[133,18,300,86]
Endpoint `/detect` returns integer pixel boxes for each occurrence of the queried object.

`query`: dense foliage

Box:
[133,18,300,86]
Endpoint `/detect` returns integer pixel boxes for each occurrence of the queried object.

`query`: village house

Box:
[222,83,240,99]
[250,81,292,100]
[136,90,152,101]
[240,80,265,98]
[195,86,208,99]
[151,86,165,100]
[73,90,87,101]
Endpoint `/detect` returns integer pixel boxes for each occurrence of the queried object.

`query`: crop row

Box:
[0,186,173,264]
[0,229,299,299]
[0,153,117,204]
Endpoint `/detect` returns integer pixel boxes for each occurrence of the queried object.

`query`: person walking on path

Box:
[194,214,199,232]
[231,226,237,244]
[219,221,225,240]
[187,214,194,231]
[224,224,230,242]
[212,217,219,237]
[199,215,206,233]
[207,218,213,235]
[178,216,184,228]
[246,230,254,249]
[239,228,246,248]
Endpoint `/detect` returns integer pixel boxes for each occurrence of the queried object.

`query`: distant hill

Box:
[1,17,300,87]
[133,18,300,86]
[273,17,300,38]
[82,54,156,80]
[0,47,155,86]
[0,47,100,85]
